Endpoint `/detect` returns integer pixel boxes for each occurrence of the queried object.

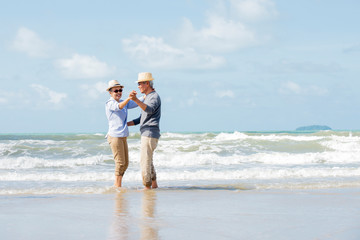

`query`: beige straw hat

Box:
[106,80,124,92]
[137,72,154,82]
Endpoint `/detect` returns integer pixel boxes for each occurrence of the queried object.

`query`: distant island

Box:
[296,125,332,131]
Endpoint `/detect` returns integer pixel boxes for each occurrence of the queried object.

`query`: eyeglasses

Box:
[113,89,123,93]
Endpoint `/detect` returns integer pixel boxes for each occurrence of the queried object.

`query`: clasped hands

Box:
[129,90,138,100]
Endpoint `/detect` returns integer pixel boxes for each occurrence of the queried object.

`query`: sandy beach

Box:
[1,188,360,240]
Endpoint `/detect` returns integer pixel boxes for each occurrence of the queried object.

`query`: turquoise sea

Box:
[1,131,360,194]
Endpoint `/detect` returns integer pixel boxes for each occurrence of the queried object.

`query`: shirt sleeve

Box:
[127,100,138,109]
[133,115,141,125]
[144,95,160,114]
[106,100,120,111]
[126,96,145,109]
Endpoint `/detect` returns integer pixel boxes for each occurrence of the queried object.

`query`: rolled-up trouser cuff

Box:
[140,136,158,187]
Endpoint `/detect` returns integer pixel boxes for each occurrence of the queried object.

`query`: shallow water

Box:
[1,131,360,194]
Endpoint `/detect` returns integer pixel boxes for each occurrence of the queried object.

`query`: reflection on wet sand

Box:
[109,191,129,240]
[108,190,159,240]
[141,190,158,240]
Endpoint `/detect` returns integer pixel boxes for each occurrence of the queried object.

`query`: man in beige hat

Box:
[128,72,161,190]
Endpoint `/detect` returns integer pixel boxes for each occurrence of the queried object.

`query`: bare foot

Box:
[115,187,125,193]
[152,180,158,189]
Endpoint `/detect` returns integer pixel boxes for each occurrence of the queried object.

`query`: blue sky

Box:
[1,0,359,133]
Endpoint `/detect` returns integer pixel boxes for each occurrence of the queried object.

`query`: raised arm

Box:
[118,97,131,109]
[131,97,148,111]
[119,91,138,109]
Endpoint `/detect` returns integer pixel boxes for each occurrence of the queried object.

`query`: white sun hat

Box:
[137,72,154,82]
[106,80,124,91]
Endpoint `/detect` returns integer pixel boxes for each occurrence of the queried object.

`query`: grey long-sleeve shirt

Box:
[133,91,161,139]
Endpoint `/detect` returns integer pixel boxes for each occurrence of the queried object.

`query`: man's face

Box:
[137,81,148,94]
[110,87,123,101]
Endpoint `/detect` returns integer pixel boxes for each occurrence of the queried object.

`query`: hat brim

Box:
[137,78,154,83]
[107,84,124,92]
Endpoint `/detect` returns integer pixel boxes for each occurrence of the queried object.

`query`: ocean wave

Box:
[161,132,215,140]
[0,155,109,169]
[2,147,360,170]
[321,137,360,152]
[2,179,360,195]
[1,131,360,194]
[0,186,114,195]
[156,168,360,181]
[0,172,114,181]
[255,180,360,190]
[213,131,360,143]
[2,167,359,182]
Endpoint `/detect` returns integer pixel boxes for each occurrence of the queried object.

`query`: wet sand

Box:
[1,188,360,240]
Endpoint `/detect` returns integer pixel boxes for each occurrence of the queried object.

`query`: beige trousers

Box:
[107,136,129,176]
[140,136,158,187]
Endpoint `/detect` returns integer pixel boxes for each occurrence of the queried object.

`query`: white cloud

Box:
[343,43,360,53]
[12,27,52,57]
[229,0,278,21]
[80,82,108,100]
[123,35,225,69]
[179,15,257,53]
[279,81,328,96]
[216,90,235,98]
[55,54,115,79]
[307,85,329,96]
[0,90,16,105]
[279,60,341,73]
[176,0,277,53]
[0,97,7,104]
[281,81,302,94]
[122,0,277,68]
[31,84,67,104]
[164,97,173,103]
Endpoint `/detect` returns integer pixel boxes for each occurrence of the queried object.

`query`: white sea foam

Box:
[16,139,65,145]
[1,131,360,194]
[2,166,359,182]
[0,172,114,181]
[93,133,105,136]
[4,143,358,170]
[256,180,360,190]
[214,131,249,141]
[157,167,360,181]
[0,155,108,169]
[321,136,360,152]
[161,132,197,139]
[153,149,360,167]
[214,132,324,142]
[0,186,114,195]
[249,151,360,165]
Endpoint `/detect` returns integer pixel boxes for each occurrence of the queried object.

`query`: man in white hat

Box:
[128,72,161,190]
[105,80,140,188]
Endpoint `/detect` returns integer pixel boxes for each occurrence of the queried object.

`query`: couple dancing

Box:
[105,72,161,190]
